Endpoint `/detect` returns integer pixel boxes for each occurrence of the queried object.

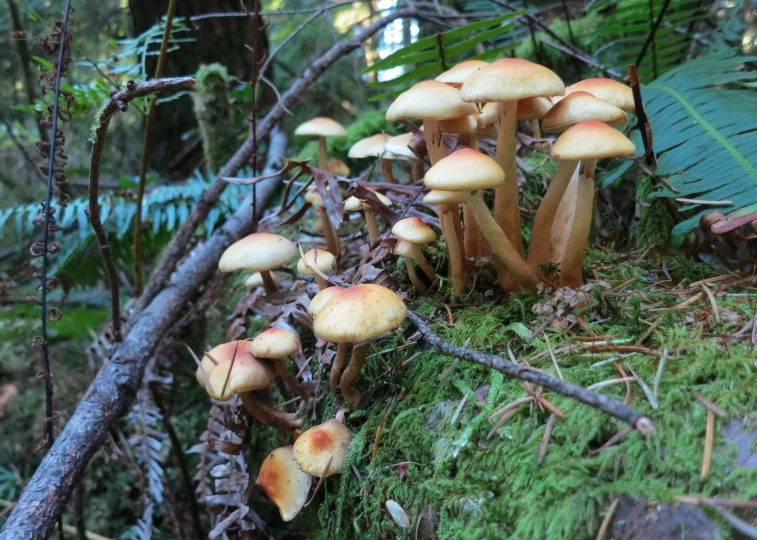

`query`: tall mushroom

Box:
[219,232,297,293]
[424,148,538,291]
[313,284,407,407]
[293,418,353,477]
[348,133,397,183]
[307,286,347,392]
[297,248,335,290]
[344,188,393,247]
[294,116,347,169]
[527,92,627,274]
[391,217,439,288]
[460,59,564,291]
[550,121,636,288]
[305,188,340,257]
[256,445,312,521]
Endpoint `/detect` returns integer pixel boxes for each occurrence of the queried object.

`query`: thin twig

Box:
[407,312,653,433]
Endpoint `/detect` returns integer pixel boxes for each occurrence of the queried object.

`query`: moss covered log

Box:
[193,63,238,174]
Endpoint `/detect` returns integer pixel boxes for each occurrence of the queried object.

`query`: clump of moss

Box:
[636,175,675,250]
[193,63,239,174]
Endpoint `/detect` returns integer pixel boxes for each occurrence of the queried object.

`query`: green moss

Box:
[636,175,675,250]
[193,63,239,174]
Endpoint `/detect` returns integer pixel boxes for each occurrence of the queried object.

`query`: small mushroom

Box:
[251,327,307,400]
[348,133,397,183]
[391,217,439,289]
[550,121,636,288]
[293,418,353,477]
[385,132,425,182]
[256,445,312,521]
[219,232,297,293]
[294,116,347,169]
[344,189,393,247]
[206,346,275,401]
[435,59,488,87]
[245,271,283,290]
[328,159,351,177]
[308,286,347,392]
[313,285,407,407]
[393,240,429,293]
[517,96,553,140]
[557,77,635,113]
[305,188,340,257]
[297,248,335,290]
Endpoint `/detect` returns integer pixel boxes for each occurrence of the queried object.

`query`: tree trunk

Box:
[128,0,271,176]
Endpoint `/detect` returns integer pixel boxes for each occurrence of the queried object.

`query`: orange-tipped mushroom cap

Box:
[294,117,347,138]
[435,60,488,87]
[460,58,565,103]
[297,248,335,276]
[206,344,275,400]
[391,217,436,245]
[562,78,635,113]
[328,159,351,176]
[424,148,504,191]
[517,97,553,120]
[308,286,345,318]
[251,328,300,359]
[219,233,297,273]
[386,81,477,122]
[550,120,636,161]
[348,134,390,159]
[542,91,627,133]
[292,419,353,477]
[256,445,312,521]
[196,340,257,389]
[313,284,407,344]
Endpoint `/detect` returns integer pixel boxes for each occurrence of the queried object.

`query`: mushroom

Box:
[435,59,488,87]
[305,188,340,257]
[294,116,348,169]
[297,248,335,290]
[550,121,636,288]
[195,340,251,391]
[348,133,397,183]
[219,232,297,293]
[256,445,312,521]
[548,165,579,270]
[293,418,353,477]
[251,327,307,400]
[517,96,553,140]
[313,284,407,407]
[391,217,439,289]
[385,132,425,182]
[420,191,467,291]
[245,271,283,290]
[424,148,538,291]
[344,188,393,247]
[425,189,480,269]
[527,92,627,274]
[558,78,636,113]
[460,59,564,291]
[307,286,347,392]
[328,159,350,177]
[393,240,429,293]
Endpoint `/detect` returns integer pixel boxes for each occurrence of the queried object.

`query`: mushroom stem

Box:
[261,270,278,293]
[457,132,471,149]
[241,390,302,430]
[410,244,437,283]
[412,160,424,182]
[464,190,538,291]
[318,136,328,169]
[340,343,367,407]
[549,169,579,266]
[451,204,466,272]
[560,160,597,289]
[315,275,328,290]
[317,208,339,256]
[275,358,309,400]
[329,342,348,392]
[365,208,380,246]
[531,119,541,140]
[494,101,522,292]
[469,135,480,151]
[526,160,579,274]
[422,119,446,165]
[442,209,465,294]
[463,203,481,261]
[380,158,396,183]
[404,257,428,293]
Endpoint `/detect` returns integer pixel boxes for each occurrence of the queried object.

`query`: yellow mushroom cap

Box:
[250,327,300,359]
[550,120,636,161]
[196,340,257,389]
[292,419,353,477]
[384,133,417,159]
[423,189,466,205]
[256,445,312,521]
[219,233,297,273]
[562,78,635,113]
[439,115,496,137]
[517,97,553,120]
[344,189,392,212]
[328,159,351,176]
[435,59,489,87]
[393,239,415,258]
[206,344,276,400]
[424,148,504,191]
[294,116,347,138]
[297,248,335,276]
[348,134,390,158]
[460,58,565,103]
[542,91,627,133]
[308,286,345,318]
[313,284,407,344]
[477,103,499,128]
[304,188,324,208]
[386,80,477,122]
[245,271,283,289]
[391,216,436,245]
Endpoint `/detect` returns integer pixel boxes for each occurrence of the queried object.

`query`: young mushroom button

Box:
[391,217,438,289]
[256,445,312,521]
[218,232,297,293]
[297,248,335,290]
[293,418,353,477]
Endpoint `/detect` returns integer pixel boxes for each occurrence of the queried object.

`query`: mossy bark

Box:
[636,175,675,250]
[193,63,238,175]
